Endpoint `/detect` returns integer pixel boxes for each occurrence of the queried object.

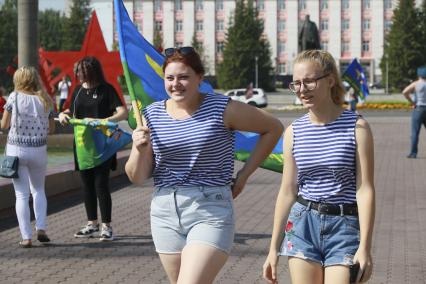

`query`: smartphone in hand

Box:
[349,263,360,284]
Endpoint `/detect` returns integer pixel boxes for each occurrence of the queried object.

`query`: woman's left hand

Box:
[352,247,373,283]
[231,170,248,199]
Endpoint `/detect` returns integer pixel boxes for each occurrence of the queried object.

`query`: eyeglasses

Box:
[289,73,330,93]
[164,46,195,57]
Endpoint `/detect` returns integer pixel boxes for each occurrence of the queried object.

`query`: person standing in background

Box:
[58,56,128,242]
[0,86,7,118]
[402,66,426,159]
[57,76,71,112]
[1,66,55,248]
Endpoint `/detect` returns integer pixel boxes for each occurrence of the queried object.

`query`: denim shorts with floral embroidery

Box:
[278,201,360,266]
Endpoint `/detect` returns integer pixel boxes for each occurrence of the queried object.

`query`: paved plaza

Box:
[0,110,425,284]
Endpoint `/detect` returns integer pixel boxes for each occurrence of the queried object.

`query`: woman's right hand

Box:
[58,112,70,125]
[132,126,151,150]
[263,251,279,284]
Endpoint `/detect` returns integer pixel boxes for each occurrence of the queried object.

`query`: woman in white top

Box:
[1,66,55,248]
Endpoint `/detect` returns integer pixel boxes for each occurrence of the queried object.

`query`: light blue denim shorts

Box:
[150,185,235,254]
[279,202,360,266]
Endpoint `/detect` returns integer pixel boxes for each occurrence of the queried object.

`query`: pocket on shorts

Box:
[343,215,360,232]
[288,202,307,220]
[197,187,234,224]
[201,187,231,203]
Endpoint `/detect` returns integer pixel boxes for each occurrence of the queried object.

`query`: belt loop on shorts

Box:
[307,201,312,211]
[339,204,344,216]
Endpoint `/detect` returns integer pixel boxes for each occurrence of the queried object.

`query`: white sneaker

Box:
[99,225,114,241]
[74,223,99,238]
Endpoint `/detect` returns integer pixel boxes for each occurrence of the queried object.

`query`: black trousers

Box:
[79,158,112,223]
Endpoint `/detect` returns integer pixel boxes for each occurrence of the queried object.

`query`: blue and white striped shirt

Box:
[292,110,359,204]
[143,93,234,188]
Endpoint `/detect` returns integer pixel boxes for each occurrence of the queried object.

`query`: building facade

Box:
[90,0,423,83]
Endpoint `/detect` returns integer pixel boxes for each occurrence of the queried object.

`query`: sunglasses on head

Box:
[164,46,195,57]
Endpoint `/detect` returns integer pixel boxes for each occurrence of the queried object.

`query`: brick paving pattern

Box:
[0,111,425,284]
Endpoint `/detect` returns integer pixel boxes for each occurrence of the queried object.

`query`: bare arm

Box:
[354,118,375,282]
[402,81,417,106]
[263,125,298,284]
[125,116,154,186]
[107,106,128,122]
[1,110,11,130]
[224,100,284,198]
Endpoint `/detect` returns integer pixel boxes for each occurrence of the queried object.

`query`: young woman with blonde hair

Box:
[1,66,55,248]
[263,50,375,284]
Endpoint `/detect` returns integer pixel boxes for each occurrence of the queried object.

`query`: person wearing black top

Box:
[58,57,128,241]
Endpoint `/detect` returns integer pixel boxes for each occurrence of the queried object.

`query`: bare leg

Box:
[288,257,324,284]
[159,253,181,284]
[324,265,350,284]
[178,243,228,284]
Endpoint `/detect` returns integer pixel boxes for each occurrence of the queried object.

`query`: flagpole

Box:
[132,101,143,128]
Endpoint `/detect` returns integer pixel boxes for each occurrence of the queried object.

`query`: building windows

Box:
[320,0,328,11]
[363,0,370,9]
[342,0,349,9]
[278,41,285,54]
[135,1,142,11]
[278,63,286,75]
[298,0,306,10]
[384,0,392,9]
[216,0,223,11]
[195,0,203,11]
[278,0,285,10]
[384,19,392,31]
[175,0,182,11]
[216,20,224,31]
[278,20,285,32]
[362,41,370,52]
[342,41,350,52]
[154,20,162,32]
[135,22,142,32]
[342,19,349,31]
[363,19,370,30]
[320,19,328,31]
[216,41,224,53]
[321,41,328,51]
[154,0,162,12]
[257,0,265,10]
[175,20,182,32]
[196,20,203,31]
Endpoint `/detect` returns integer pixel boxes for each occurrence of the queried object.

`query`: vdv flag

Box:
[342,58,369,101]
[70,119,132,170]
[114,0,283,173]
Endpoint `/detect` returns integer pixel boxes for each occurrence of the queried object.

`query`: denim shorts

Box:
[279,202,360,266]
[150,185,235,254]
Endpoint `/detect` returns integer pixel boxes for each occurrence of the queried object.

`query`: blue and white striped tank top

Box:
[292,110,358,204]
[143,93,234,188]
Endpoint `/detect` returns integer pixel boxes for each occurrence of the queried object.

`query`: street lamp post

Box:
[255,56,258,88]
[385,56,389,95]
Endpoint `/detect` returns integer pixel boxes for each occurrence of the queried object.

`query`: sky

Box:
[39,0,66,11]
[0,0,66,11]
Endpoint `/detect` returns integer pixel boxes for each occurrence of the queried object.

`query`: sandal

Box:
[19,240,32,248]
[37,230,51,243]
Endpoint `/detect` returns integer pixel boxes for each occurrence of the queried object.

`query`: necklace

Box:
[85,87,98,99]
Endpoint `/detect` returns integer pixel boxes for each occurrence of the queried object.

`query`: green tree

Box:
[39,9,66,51]
[62,0,91,51]
[380,0,423,90]
[0,0,17,90]
[217,0,274,91]
[191,33,210,75]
